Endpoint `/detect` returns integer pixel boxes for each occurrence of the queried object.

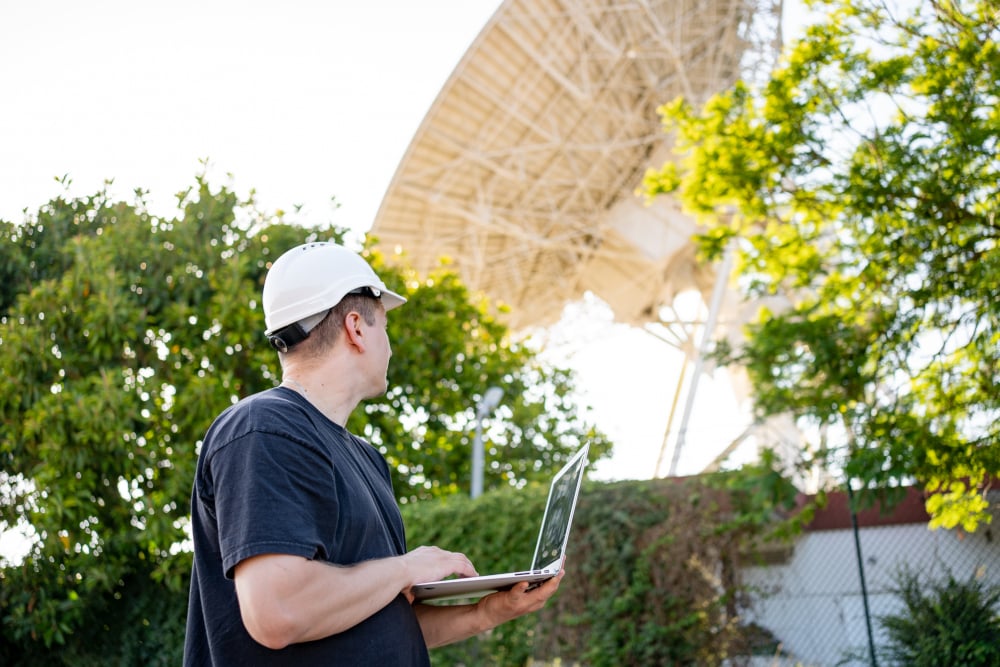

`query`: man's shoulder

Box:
[215,386,289,421]
[203,388,314,449]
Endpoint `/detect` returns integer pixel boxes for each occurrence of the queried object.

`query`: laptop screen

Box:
[531,444,589,570]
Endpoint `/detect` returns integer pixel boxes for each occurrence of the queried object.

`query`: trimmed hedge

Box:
[405,476,781,666]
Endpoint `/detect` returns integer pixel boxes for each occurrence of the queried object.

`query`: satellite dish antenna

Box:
[371,0,798,476]
[372,0,781,326]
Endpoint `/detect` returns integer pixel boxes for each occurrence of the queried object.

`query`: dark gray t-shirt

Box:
[183,387,429,666]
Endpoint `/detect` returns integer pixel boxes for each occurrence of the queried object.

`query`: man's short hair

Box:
[288,294,381,359]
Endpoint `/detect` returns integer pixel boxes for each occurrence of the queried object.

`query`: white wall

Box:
[742,517,1000,666]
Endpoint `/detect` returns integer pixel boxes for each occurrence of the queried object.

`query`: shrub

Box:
[878,567,1000,667]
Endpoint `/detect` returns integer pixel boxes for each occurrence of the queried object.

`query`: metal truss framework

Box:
[371,0,794,475]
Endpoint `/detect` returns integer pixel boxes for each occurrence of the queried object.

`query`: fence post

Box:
[847,481,878,667]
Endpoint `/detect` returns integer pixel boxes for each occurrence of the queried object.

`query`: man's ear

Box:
[342,311,366,351]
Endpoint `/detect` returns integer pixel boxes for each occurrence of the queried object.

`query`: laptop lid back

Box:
[530,443,589,571]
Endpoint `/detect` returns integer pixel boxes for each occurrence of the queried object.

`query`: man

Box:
[184,242,563,665]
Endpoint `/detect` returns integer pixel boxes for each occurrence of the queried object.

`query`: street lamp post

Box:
[471,386,503,499]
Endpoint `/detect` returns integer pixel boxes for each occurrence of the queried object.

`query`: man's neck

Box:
[279,360,358,426]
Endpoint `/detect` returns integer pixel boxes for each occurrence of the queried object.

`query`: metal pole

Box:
[668,242,734,476]
[471,386,503,499]
[471,418,484,499]
[654,361,688,477]
[848,481,879,667]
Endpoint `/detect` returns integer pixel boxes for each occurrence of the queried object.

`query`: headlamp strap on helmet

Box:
[267,322,310,353]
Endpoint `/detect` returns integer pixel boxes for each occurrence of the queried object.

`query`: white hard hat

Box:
[262,242,406,349]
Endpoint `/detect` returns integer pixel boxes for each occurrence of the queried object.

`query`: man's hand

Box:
[399,546,478,602]
[477,567,565,624]
[413,563,566,648]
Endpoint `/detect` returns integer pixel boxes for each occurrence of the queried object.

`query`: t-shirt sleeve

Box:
[209,430,337,578]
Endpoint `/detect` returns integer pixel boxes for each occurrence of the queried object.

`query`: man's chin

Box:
[365,380,389,400]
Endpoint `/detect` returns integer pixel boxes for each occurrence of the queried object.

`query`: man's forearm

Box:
[235,554,411,649]
[413,601,492,648]
[234,546,479,649]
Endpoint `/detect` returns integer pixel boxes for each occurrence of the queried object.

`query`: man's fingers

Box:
[404,545,478,584]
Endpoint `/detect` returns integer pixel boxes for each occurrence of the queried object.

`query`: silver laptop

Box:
[412,443,589,602]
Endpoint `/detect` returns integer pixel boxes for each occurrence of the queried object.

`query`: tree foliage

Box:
[642,0,999,530]
[0,176,609,656]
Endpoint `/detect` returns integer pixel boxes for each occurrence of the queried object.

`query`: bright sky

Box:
[0,1,507,231]
[0,0,766,489]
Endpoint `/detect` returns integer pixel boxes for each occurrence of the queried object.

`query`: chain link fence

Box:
[740,489,1000,666]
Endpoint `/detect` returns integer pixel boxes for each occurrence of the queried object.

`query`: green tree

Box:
[642,0,999,530]
[0,176,609,660]
[371,263,607,502]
